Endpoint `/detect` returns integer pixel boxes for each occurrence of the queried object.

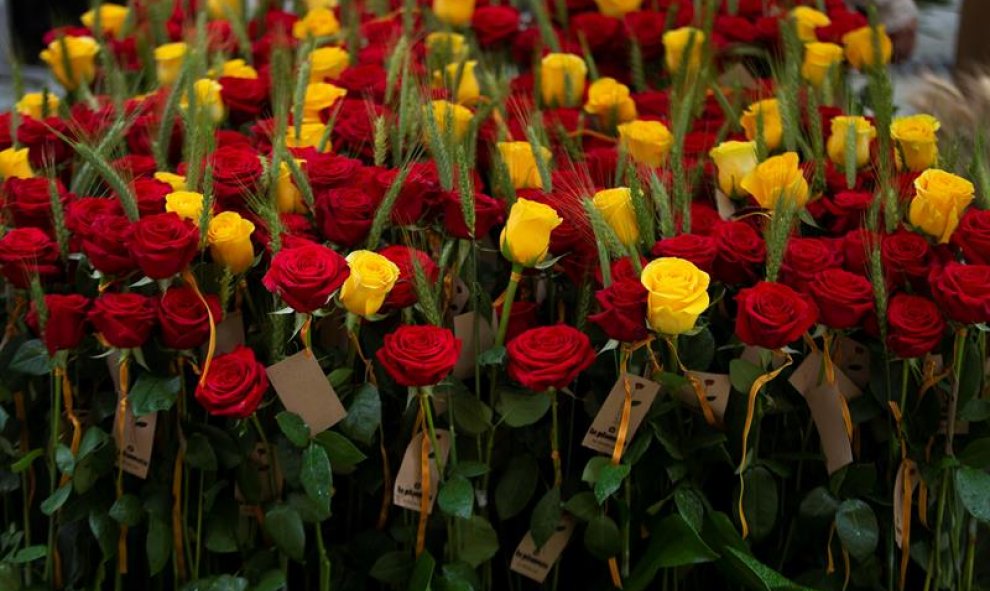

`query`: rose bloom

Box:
[890,114,939,172]
[158,286,222,350]
[128,212,201,279]
[584,78,637,124]
[339,250,401,317]
[40,35,99,90]
[88,292,157,349]
[315,187,376,247]
[740,152,810,210]
[740,98,783,151]
[711,220,766,285]
[663,27,705,75]
[618,120,673,168]
[930,262,990,325]
[735,281,818,350]
[593,187,640,247]
[507,325,597,392]
[27,294,89,355]
[801,42,844,86]
[207,211,256,274]
[0,227,61,288]
[953,208,990,265]
[640,257,710,335]
[540,53,587,107]
[379,245,439,310]
[887,294,945,359]
[81,214,137,276]
[471,5,519,47]
[195,346,268,418]
[376,325,462,387]
[780,237,843,293]
[908,169,974,244]
[826,116,875,169]
[263,243,349,314]
[882,229,931,288]
[651,234,717,273]
[3,177,69,230]
[500,197,563,267]
[588,278,649,342]
[842,25,892,70]
[498,141,553,190]
[709,141,758,198]
[495,299,540,343]
[808,268,874,329]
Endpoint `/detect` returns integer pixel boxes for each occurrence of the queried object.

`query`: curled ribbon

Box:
[181,269,217,387]
[116,357,130,575]
[55,368,82,487]
[300,315,313,357]
[663,337,719,428]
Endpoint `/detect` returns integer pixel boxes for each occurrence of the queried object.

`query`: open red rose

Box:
[332,99,385,159]
[262,243,349,314]
[27,294,89,354]
[158,286,222,350]
[82,214,137,277]
[780,237,843,293]
[314,187,375,247]
[735,281,818,350]
[66,197,123,238]
[808,268,874,329]
[128,212,200,279]
[588,278,649,343]
[507,325,597,392]
[376,325,462,387]
[132,177,171,216]
[887,294,945,358]
[712,220,766,285]
[195,345,268,418]
[952,208,990,265]
[882,229,931,289]
[930,262,990,325]
[3,177,69,230]
[651,234,717,273]
[379,245,439,310]
[88,292,157,348]
[210,146,263,209]
[18,116,73,168]
[442,191,506,239]
[0,227,61,288]
[219,76,270,125]
[472,5,520,46]
[305,153,362,192]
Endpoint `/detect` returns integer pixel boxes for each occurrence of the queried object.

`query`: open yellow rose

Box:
[433,0,476,26]
[443,60,481,106]
[81,4,129,38]
[842,25,892,70]
[540,53,587,107]
[593,188,640,247]
[155,172,187,191]
[790,6,831,42]
[500,198,563,268]
[663,27,705,75]
[15,92,59,120]
[40,36,100,91]
[497,141,552,190]
[618,120,673,168]
[584,77,637,124]
[740,98,783,152]
[165,191,206,221]
[208,212,256,274]
[0,148,33,180]
[740,152,810,210]
[826,116,876,169]
[709,141,758,198]
[154,42,187,86]
[909,169,974,244]
[594,0,643,17]
[339,251,401,317]
[801,42,844,87]
[286,122,330,151]
[220,58,258,80]
[310,46,350,81]
[890,114,940,172]
[641,257,710,335]
[293,7,340,39]
[302,82,347,123]
[426,100,473,141]
[183,78,225,124]
[276,161,308,214]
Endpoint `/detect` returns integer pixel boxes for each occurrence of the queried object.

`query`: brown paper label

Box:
[833,336,871,390]
[267,351,347,435]
[582,375,660,456]
[804,383,854,474]
[452,312,494,380]
[236,443,285,513]
[788,351,862,400]
[509,515,576,583]
[678,372,731,420]
[893,460,919,548]
[393,429,452,513]
[108,355,156,479]
[213,311,246,356]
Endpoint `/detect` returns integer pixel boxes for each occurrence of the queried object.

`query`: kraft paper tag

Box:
[893,460,919,548]
[715,189,737,221]
[452,312,494,379]
[510,515,576,583]
[582,375,660,456]
[236,443,284,513]
[213,311,246,355]
[447,277,470,317]
[393,429,451,513]
[267,351,347,435]
[679,372,731,420]
[833,336,870,390]
[788,351,862,400]
[741,346,788,370]
[108,355,156,479]
[804,383,853,474]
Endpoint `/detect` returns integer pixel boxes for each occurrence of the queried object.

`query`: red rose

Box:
[472,5,520,46]
[651,234,717,273]
[304,153,362,192]
[807,190,872,234]
[375,325,462,387]
[333,99,385,160]
[337,64,387,103]
[808,268,874,329]
[66,197,122,238]
[314,187,375,247]
[588,278,649,343]
[372,165,436,225]
[195,346,268,418]
[930,262,990,325]
[495,299,540,343]
[442,191,506,239]
[0,227,61,288]
[712,220,766,285]
[842,228,878,275]
[714,15,759,43]
[952,208,990,265]
[780,237,843,293]
[128,213,200,279]
[887,294,945,359]
[209,146,264,209]
[27,294,89,354]
[127,114,183,161]
[689,202,723,236]
[113,154,157,179]
[584,147,619,187]
[596,255,648,286]
[132,177,171,216]
[88,292,157,348]
[570,13,622,56]
[379,245,439,310]
[3,177,70,231]
[624,11,667,58]
[507,325,597,391]
[882,229,931,289]
[158,286,222,350]
[735,281,818,350]
[262,243,349,314]
[219,76,270,125]
[82,214,137,276]
[18,117,73,168]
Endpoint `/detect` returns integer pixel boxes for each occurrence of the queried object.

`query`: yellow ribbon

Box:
[899,461,914,590]
[181,269,217,387]
[663,337,719,428]
[415,409,430,557]
[56,368,83,487]
[607,558,624,589]
[116,357,130,575]
[300,315,313,357]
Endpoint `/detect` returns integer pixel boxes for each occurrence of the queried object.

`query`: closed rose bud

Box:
[208,211,255,274]
[81,3,129,38]
[826,116,876,169]
[276,161,308,214]
[15,92,59,120]
[154,42,187,86]
[641,257,710,335]
[293,7,340,39]
[709,141,758,198]
[302,82,347,123]
[88,292,157,349]
[594,0,643,17]
[165,191,206,222]
[540,53,587,107]
[376,325,462,387]
[310,46,349,82]
[908,169,974,244]
[584,77,637,124]
[443,60,481,106]
[339,250,401,317]
[0,147,33,180]
[500,197,563,267]
[497,141,551,190]
[183,78,225,124]
[790,6,830,42]
[663,27,705,75]
[40,36,99,90]
[617,120,673,168]
[128,212,201,279]
[740,98,783,151]
[890,114,939,172]
[593,187,640,247]
[801,42,844,86]
[842,25,892,70]
[433,0,475,26]
[740,152,810,210]
[426,100,473,141]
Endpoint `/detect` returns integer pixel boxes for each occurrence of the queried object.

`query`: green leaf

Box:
[10,546,47,563]
[955,466,990,523]
[495,454,538,520]
[584,515,622,560]
[408,550,435,591]
[738,467,778,541]
[595,463,631,505]
[89,511,117,562]
[129,374,180,416]
[265,505,306,561]
[253,570,287,591]
[9,339,51,375]
[338,383,381,445]
[799,486,839,522]
[835,499,879,560]
[531,487,562,549]
[625,514,719,591]
[147,516,171,576]
[730,358,763,394]
[449,391,493,435]
[582,457,611,484]
[478,345,506,367]
[721,546,816,591]
[300,443,333,514]
[314,430,367,472]
[438,475,474,519]
[371,551,414,584]
[40,484,71,516]
[960,438,990,469]
[110,494,144,526]
[674,487,705,531]
[450,461,489,479]
[276,412,311,447]
[186,433,218,471]
[678,329,715,371]
[10,448,44,473]
[55,444,74,476]
[454,516,499,567]
[959,399,990,422]
[563,492,600,522]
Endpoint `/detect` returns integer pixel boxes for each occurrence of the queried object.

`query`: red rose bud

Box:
[712,220,766,285]
[132,177,172,216]
[735,281,818,350]
[376,325,462,387]
[262,243,349,314]
[952,208,990,265]
[128,212,200,279]
[808,268,874,330]
[27,294,89,354]
[195,346,268,418]
[0,227,61,288]
[887,294,946,359]
[315,187,376,247]
[158,286,222,350]
[88,292,157,349]
[209,146,264,210]
[81,214,137,277]
[588,278,649,343]
[442,191,506,240]
[507,325,597,392]
[379,245,439,310]
[930,262,990,325]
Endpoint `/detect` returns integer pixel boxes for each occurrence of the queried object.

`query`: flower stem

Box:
[495,263,523,349]
[250,414,278,498]
[549,388,562,488]
[315,522,331,591]
[419,387,445,480]
[46,363,63,583]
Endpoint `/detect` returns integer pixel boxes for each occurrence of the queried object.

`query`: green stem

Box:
[964,517,976,591]
[549,388,561,488]
[46,364,64,582]
[495,264,523,349]
[315,523,331,591]
[946,328,967,457]
[251,414,278,498]
[419,387,446,481]
[193,475,204,579]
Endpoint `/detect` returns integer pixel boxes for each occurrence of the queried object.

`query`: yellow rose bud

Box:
[433,0,475,26]
[740,98,783,152]
[303,82,347,123]
[594,0,643,17]
[80,4,129,38]
[183,78,225,124]
[276,161,308,214]
[500,198,564,267]
[307,0,338,8]
[890,114,940,172]
[15,92,60,120]
[339,250,401,317]
[0,147,33,180]
[909,169,974,244]
[208,211,256,274]
[663,27,705,75]
[497,141,552,190]
[165,191,206,221]
[842,25,892,70]
[426,100,473,141]
[154,172,186,191]
[641,257,710,335]
[40,36,100,91]
[617,120,674,168]
[293,7,341,39]
[220,58,258,80]
[801,42,844,87]
[740,152,810,210]
[584,77,637,124]
[790,6,831,43]
[286,122,330,151]
[826,116,876,169]
[426,32,468,64]
[207,0,242,20]
[709,140,759,198]
[443,60,481,106]
[593,188,640,247]
[540,53,587,107]
[310,46,349,81]
[154,42,188,86]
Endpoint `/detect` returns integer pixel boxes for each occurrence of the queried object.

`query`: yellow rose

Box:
[80,4,129,38]
[826,116,876,169]
[40,36,99,91]
[540,53,587,107]
[433,0,475,26]
[208,211,256,274]
[307,0,337,8]
[790,6,830,43]
[740,152,810,210]
[842,25,892,70]
[500,198,563,267]
[207,0,242,20]
[426,100,473,141]
[801,42,844,87]
[497,141,552,190]
[339,250,401,317]
[276,161,308,214]
[709,140,758,198]
[443,60,481,106]
[220,58,258,79]
[154,172,186,191]
[663,27,705,75]
[166,191,206,221]
[584,77,637,124]
[15,92,59,120]
[286,123,330,151]
[617,120,673,168]
[640,257,710,335]
[740,98,783,152]
[593,188,640,247]
[154,42,187,86]
[426,32,468,64]
[0,148,33,180]
[909,169,974,244]
[293,7,341,39]
[303,82,347,123]
[890,114,939,172]
[594,0,643,17]
[183,78,225,124]
[310,46,349,81]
